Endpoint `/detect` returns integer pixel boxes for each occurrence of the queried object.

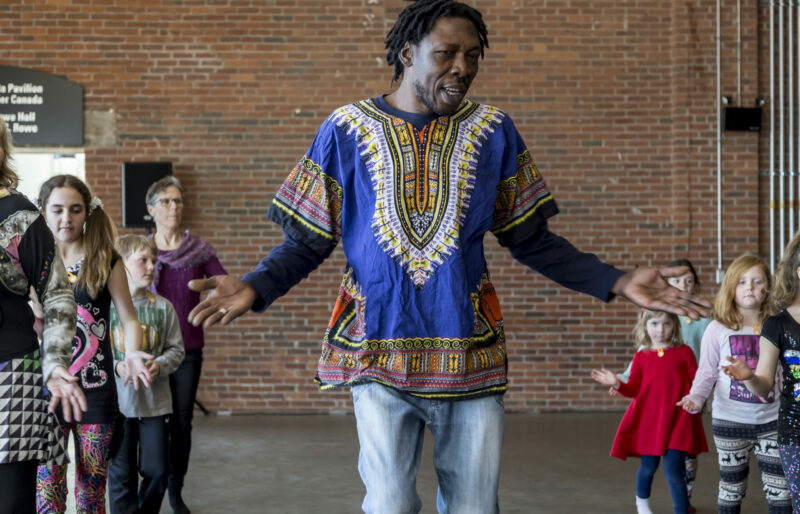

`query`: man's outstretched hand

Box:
[187,275,258,328]
[612,266,711,320]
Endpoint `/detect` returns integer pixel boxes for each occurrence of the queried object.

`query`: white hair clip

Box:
[89,196,104,214]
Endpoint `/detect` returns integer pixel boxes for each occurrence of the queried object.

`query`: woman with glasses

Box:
[145,175,226,514]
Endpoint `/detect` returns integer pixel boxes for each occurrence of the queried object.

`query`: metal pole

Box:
[717,0,723,284]
[781,0,786,254]
[771,0,776,272]
[791,0,795,238]
[737,0,742,104]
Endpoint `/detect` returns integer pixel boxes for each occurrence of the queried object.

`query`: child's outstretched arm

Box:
[722,336,779,398]
[108,260,151,389]
[596,351,644,398]
[674,349,702,413]
[678,322,719,412]
[592,368,620,389]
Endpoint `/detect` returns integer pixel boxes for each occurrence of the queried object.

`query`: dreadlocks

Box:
[385,0,489,82]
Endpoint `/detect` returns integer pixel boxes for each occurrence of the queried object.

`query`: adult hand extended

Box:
[612,266,711,320]
[46,365,87,423]
[187,275,258,328]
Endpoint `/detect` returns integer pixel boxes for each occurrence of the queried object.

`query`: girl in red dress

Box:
[593,309,708,514]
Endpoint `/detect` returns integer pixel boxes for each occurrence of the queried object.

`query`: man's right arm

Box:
[241,231,333,312]
[190,118,347,326]
[187,231,333,327]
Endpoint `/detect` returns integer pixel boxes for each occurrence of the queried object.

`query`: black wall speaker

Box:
[724,106,762,132]
[122,162,173,228]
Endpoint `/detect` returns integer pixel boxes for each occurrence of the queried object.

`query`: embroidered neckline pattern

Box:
[331,99,504,288]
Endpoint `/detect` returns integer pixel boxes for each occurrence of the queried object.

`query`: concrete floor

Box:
[63,412,772,513]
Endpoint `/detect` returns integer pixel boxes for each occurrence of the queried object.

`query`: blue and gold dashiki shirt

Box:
[244,97,622,399]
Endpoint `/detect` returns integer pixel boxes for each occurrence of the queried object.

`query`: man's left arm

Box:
[507,227,623,302]
[507,226,709,318]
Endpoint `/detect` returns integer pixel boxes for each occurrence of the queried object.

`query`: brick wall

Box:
[0,0,764,413]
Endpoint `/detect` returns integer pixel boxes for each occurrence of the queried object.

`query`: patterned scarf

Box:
[151,231,216,287]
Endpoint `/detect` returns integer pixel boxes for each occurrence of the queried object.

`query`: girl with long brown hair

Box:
[35,174,151,513]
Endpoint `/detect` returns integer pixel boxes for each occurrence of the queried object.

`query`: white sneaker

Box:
[635,496,654,514]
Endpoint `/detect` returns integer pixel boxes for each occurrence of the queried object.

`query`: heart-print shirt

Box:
[64,255,119,424]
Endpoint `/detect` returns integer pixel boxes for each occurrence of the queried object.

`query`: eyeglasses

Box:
[153,197,183,207]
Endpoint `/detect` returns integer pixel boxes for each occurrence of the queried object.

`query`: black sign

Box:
[122,162,173,228]
[0,65,83,146]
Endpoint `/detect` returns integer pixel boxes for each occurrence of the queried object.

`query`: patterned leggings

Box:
[712,418,792,514]
[779,443,800,513]
[36,422,115,514]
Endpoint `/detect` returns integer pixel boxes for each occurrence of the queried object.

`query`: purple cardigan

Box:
[149,231,227,352]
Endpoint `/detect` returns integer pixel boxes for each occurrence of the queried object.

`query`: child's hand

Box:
[123,350,154,390]
[721,356,754,381]
[115,361,129,381]
[676,395,701,413]
[46,366,87,423]
[591,368,620,388]
[608,386,620,397]
[29,301,44,319]
[145,360,161,381]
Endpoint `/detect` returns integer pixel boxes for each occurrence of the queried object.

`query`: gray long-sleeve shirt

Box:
[109,291,185,418]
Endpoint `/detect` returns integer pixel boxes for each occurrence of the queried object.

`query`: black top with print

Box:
[761,310,800,445]
[65,255,120,424]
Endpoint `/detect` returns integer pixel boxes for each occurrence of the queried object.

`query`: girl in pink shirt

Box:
[678,254,791,513]
[724,234,800,512]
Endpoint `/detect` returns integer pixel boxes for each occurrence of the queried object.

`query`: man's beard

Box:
[413,80,442,116]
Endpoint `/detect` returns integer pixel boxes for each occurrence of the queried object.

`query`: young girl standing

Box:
[723,235,800,512]
[593,309,707,514]
[35,175,151,513]
[678,253,792,513]
[616,259,712,512]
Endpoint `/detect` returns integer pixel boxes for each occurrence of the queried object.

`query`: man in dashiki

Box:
[187,1,709,512]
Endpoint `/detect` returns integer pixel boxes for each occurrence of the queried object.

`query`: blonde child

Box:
[35,175,151,513]
[617,258,712,512]
[108,235,185,513]
[592,309,707,514]
[678,253,792,513]
[723,236,800,512]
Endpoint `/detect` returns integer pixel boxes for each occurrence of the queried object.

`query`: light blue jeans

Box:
[351,382,505,514]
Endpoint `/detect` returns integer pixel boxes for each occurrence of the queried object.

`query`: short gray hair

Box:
[145,175,183,205]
